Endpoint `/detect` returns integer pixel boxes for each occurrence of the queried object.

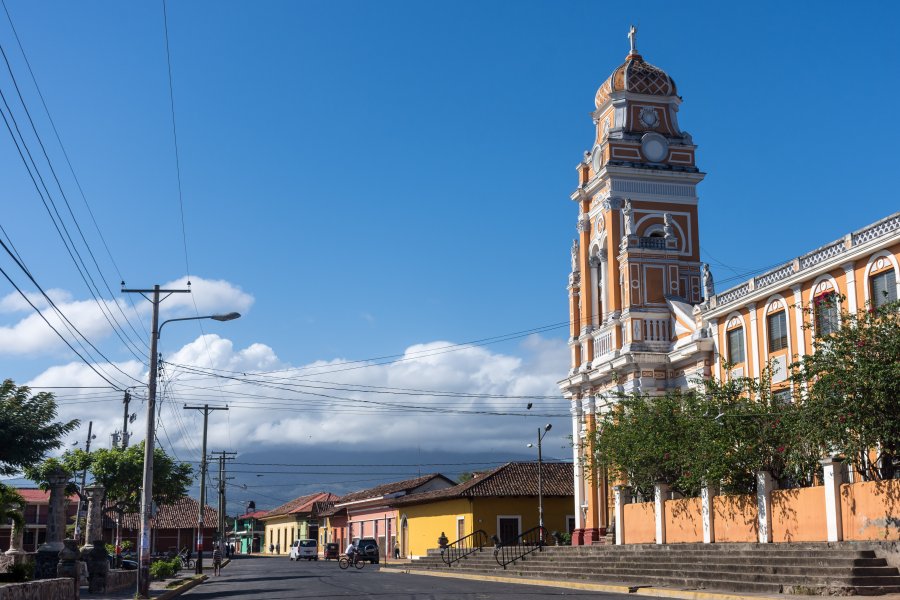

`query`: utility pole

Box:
[122,390,132,448]
[74,421,95,543]
[122,283,190,598]
[211,451,236,550]
[184,404,228,574]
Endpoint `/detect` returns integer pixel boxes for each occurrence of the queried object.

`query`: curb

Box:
[152,574,208,600]
[379,567,781,600]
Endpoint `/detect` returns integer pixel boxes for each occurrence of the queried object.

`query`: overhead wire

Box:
[1,0,151,341]
[0,42,150,364]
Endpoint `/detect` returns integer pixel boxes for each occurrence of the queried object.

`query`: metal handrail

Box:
[493,526,545,569]
[440,529,489,567]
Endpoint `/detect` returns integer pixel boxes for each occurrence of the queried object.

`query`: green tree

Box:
[0,483,25,535]
[590,365,820,498]
[87,442,194,518]
[0,379,78,476]
[792,298,900,480]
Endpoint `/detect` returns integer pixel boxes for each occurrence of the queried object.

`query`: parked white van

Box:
[289,539,318,561]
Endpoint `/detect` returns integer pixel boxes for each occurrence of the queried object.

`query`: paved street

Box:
[182,555,630,599]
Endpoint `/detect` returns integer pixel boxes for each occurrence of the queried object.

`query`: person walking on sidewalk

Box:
[212,545,223,576]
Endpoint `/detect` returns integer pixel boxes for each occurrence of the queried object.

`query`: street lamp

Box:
[527,423,553,543]
[123,279,241,599]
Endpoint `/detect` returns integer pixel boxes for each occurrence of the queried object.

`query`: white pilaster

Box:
[614,485,630,545]
[791,285,806,357]
[654,482,669,545]
[820,458,844,542]
[701,483,718,544]
[756,471,775,543]
[571,402,584,531]
[708,318,720,378]
[842,262,858,314]
[747,302,760,379]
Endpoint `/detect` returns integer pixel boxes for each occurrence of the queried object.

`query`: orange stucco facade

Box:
[560,28,900,546]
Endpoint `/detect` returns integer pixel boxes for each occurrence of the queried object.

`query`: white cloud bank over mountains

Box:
[5,277,570,460]
[26,332,570,459]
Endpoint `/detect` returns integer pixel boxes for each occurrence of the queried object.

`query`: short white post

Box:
[654,482,669,545]
[613,485,630,545]
[756,471,776,543]
[820,457,844,542]
[701,483,718,544]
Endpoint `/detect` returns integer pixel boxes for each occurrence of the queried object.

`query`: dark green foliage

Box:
[0,380,78,476]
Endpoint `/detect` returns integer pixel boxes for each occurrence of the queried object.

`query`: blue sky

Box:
[1,1,898,505]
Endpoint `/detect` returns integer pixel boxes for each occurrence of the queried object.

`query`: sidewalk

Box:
[379,565,900,600]
[79,560,227,600]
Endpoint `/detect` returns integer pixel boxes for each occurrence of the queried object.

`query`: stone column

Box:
[701,483,718,544]
[81,486,105,551]
[654,482,669,545]
[613,485,630,545]
[570,401,585,545]
[581,396,601,544]
[4,512,27,565]
[821,458,844,542]
[80,485,109,592]
[756,470,776,543]
[35,467,70,579]
[56,537,80,600]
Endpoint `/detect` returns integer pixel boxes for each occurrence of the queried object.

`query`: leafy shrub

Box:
[150,560,174,580]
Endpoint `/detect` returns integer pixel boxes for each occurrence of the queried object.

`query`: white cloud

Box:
[23,333,572,458]
[0,276,253,357]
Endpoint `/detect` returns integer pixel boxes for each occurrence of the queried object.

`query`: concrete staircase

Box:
[403,543,900,595]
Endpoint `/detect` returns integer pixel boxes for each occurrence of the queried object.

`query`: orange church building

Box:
[559,28,899,545]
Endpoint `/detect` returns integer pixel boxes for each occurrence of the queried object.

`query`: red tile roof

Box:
[102,496,217,530]
[14,488,79,503]
[237,510,268,520]
[335,474,454,504]
[393,462,573,506]
[262,492,336,519]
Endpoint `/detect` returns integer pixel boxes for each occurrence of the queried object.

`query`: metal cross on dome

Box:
[628,25,638,55]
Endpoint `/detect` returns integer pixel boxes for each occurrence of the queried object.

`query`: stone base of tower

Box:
[571,528,585,545]
[582,527,605,544]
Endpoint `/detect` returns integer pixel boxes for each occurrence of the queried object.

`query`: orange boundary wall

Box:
[772,486,827,542]
[664,497,703,543]
[712,494,757,542]
[841,479,900,541]
[623,501,655,544]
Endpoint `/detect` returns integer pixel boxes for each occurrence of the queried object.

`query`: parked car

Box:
[324,542,339,560]
[289,539,318,561]
[356,537,379,564]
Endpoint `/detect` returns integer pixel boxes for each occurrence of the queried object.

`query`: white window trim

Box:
[863,251,900,307]
[723,311,747,368]
[809,275,842,337]
[763,294,792,358]
[456,516,465,540]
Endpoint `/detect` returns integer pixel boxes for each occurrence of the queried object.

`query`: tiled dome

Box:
[595,52,677,108]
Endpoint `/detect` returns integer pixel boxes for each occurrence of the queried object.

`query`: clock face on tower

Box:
[640,132,668,162]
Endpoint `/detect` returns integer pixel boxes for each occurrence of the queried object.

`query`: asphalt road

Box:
[182,555,632,599]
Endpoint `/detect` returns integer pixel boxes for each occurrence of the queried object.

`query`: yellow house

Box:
[392,462,573,559]
[259,491,335,554]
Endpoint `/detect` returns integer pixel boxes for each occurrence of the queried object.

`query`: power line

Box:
[1,0,151,342]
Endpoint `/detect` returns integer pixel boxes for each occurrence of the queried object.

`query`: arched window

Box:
[767,310,788,352]
[815,291,839,336]
[727,326,745,363]
[871,268,897,308]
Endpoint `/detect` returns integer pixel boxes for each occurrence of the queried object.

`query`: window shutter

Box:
[872,269,897,307]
